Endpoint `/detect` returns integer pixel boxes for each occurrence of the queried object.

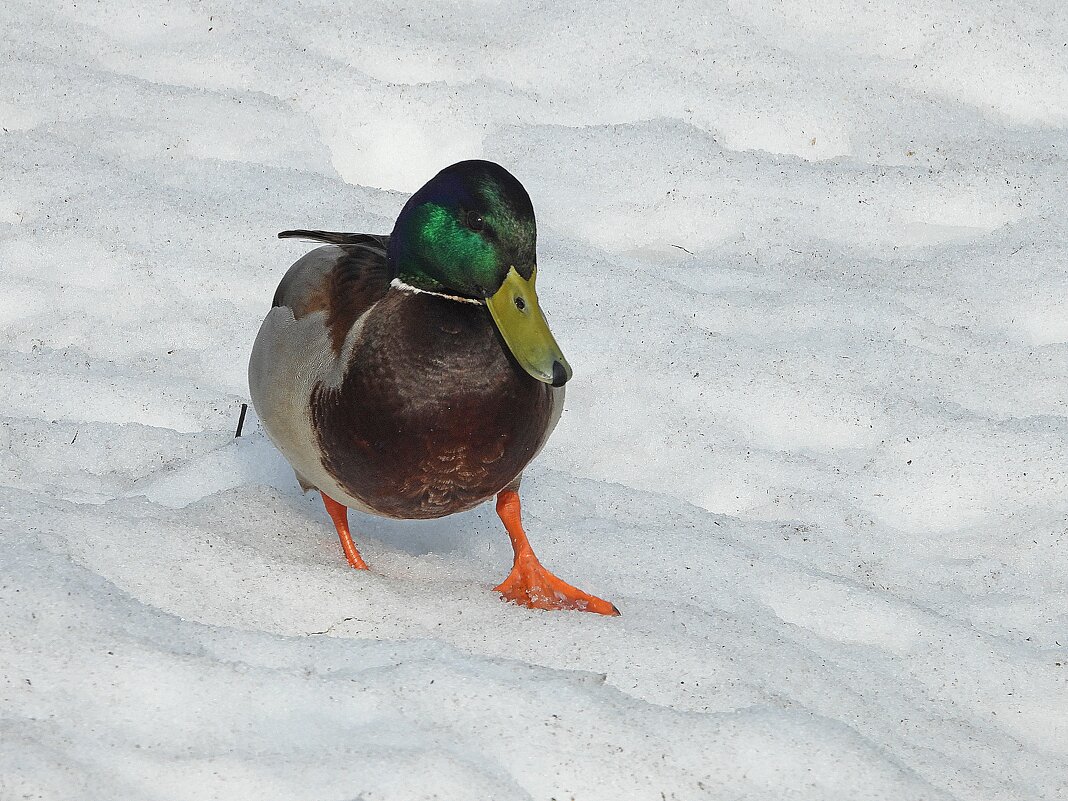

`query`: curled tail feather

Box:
[278,229,389,248]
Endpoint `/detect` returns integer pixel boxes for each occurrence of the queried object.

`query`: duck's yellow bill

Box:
[486,267,572,387]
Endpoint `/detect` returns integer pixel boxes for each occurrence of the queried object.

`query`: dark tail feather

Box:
[278,229,387,248]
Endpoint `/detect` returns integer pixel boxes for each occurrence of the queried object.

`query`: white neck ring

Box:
[390,277,483,305]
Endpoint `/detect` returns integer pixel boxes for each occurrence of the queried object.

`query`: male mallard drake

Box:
[249,160,617,615]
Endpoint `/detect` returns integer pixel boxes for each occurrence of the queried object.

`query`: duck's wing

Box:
[271,235,393,352]
[249,234,394,502]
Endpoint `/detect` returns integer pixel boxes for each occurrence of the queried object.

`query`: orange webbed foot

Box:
[493,490,619,616]
[494,553,620,615]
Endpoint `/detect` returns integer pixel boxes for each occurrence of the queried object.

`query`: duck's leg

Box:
[321,493,370,570]
[493,490,619,616]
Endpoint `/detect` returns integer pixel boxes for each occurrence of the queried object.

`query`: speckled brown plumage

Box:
[311,289,555,519]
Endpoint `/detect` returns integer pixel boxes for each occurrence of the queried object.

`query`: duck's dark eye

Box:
[465,211,485,232]
[515,296,526,311]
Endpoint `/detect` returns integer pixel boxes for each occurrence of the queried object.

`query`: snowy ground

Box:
[3,1,1068,799]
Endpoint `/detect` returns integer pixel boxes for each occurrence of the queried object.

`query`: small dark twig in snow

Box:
[70,431,78,445]
[235,403,248,438]
[669,243,694,255]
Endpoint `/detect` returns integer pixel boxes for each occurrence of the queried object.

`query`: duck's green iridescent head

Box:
[388,160,571,387]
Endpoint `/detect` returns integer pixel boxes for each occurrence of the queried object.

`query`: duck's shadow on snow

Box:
[139,419,512,560]
[259,458,499,560]
[350,507,497,558]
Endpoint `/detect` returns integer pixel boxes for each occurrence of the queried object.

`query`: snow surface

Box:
[2,1,1067,799]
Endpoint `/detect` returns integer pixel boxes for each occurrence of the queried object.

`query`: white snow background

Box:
[2,1,1067,799]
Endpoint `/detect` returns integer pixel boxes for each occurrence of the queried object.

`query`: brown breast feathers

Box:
[310,290,554,519]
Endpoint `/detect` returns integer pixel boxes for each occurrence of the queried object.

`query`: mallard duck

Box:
[249,160,618,615]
